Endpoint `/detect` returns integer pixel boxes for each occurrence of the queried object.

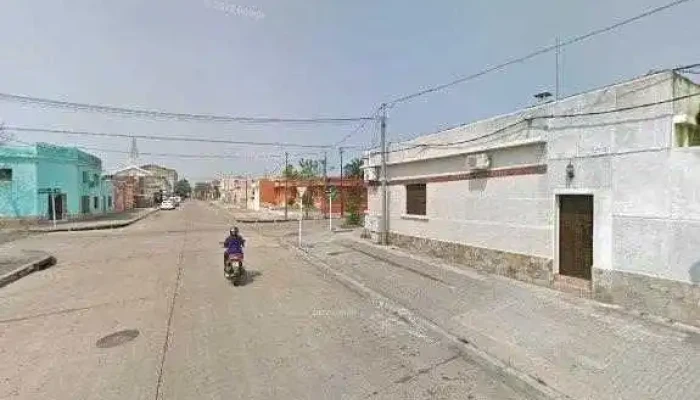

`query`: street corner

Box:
[0,250,57,288]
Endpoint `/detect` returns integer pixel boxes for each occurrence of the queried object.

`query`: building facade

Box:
[251,177,367,215]
[141,164,178,195]
[363,71,700,325]
[220,176,254,208]
[0,143,114,219]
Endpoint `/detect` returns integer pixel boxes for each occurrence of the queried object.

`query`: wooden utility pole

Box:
[284,152,288,220]
[339,147,344,216]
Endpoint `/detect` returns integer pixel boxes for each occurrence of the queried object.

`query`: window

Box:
[108,196,112,208]
[405,184,427,216]
[82,171,89,183]
[0,168,12,182]
[94,196,99,209]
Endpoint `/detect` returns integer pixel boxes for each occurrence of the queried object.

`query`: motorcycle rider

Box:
[224,226,245,266]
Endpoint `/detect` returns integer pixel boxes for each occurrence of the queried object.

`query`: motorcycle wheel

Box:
[233,262,245,286]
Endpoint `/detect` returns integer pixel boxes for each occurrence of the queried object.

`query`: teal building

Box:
[0,143,114,219]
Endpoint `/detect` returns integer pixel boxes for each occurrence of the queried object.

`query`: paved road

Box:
[0,201,527,399]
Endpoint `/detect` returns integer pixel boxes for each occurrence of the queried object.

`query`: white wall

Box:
[365,71,700,284]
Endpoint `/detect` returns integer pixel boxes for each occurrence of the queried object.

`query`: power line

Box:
[334,106,383,146]
[369,90,700,154]
[0,92,374,124]
[4,126,333,149]
[386,0,696,107]
[8,138,327,163]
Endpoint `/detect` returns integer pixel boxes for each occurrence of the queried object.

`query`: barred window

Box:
[405,184,426,216]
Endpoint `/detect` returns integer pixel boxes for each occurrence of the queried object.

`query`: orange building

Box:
[256,177,366,215]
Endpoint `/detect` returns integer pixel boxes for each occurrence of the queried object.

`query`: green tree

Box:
[174,179,192,198]
[298,158,323,179]
[344,158,363,178]
[282,164,299,179]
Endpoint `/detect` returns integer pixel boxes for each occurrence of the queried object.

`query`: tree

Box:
[298,158,322,179]
[174,179,192,198]
[282,165,299,179]
[344,158,363,178]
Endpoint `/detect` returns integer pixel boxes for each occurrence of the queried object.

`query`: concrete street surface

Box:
[278,219,700,400]
[0,201,527,399]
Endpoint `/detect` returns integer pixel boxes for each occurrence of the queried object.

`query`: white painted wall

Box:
[365,71,700,284]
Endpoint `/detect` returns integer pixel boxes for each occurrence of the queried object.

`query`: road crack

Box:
[153,212,190,400]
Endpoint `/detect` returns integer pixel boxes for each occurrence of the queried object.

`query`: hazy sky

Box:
[0,0,697,181]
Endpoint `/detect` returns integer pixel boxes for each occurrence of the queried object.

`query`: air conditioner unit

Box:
[465,153,491,170]
[364,166,378,182]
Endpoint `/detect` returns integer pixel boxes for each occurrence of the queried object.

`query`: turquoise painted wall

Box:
[0,146,39,218]
[0,143,114,218]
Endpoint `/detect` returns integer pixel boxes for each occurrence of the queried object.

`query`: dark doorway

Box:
[81,195,90,214]
[48,193,66,220]
[558,195,593,280]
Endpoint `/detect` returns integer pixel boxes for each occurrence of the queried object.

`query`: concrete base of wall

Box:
[386,232,554,287]
[593,269,700,327]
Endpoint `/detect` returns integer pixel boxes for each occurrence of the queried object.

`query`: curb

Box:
[0,255,57,288]
[29,209,159,233]
[273,237,569,400]
[235,218,291,224]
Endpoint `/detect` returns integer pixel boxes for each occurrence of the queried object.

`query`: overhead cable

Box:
[386,0,697,107]
[0,92,374,124]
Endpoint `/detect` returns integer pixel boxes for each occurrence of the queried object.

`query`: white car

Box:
[160,200,175,210]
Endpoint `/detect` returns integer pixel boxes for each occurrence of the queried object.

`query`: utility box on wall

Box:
[465,153,491,170]
[364,166,378,182]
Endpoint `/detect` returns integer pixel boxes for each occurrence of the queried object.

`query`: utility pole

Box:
[555,36,561,100]
[339,147,344,217]
[284,151,288,220]
[323,151,328,219]
[379,104,388,245]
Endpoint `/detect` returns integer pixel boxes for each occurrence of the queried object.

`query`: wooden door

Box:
[558,195,593,280]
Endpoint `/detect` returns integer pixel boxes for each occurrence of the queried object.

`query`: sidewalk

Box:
[0,246,55,288]
[28,208,158,232]
[296,230,700,400]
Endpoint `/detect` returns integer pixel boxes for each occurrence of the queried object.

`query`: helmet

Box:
[230,226,239,235]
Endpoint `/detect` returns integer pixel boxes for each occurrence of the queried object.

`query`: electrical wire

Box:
[4,126,333,149]
[368,90,700,155]
[0,92,374,124]
[334,106,383,147]
[386,0,697,107]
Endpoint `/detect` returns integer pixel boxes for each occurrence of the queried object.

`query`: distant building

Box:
[141,164,178,195]
[111,165,153,207]
[0,143,114,219]
[219,176,253,208]
[363,70,700,325]
[250,177,366,215]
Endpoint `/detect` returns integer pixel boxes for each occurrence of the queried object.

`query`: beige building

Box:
[141,164,178,195]
[364,70,700,325]
[219,175,254,208]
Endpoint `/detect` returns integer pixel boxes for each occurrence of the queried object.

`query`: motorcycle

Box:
[224,252,246,286]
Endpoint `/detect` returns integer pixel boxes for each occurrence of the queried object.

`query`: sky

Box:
[0,0,698,181]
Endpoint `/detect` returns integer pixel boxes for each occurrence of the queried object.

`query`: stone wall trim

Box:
[387,232,553,287]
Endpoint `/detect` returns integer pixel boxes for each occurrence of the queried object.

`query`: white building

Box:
[219,175,253,208]
[363,70,700,325]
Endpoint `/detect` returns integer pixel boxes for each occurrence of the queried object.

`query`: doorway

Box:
[558,195,593,280]
[48,193,66,220]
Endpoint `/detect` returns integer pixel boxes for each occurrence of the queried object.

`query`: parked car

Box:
[160,200,175,210]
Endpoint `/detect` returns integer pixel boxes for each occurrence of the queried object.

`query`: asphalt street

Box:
[0,201,527,399]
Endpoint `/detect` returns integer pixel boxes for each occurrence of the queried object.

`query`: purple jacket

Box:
[224,235,245,254]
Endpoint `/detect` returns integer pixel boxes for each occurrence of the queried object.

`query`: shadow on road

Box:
[230,270,262,287]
